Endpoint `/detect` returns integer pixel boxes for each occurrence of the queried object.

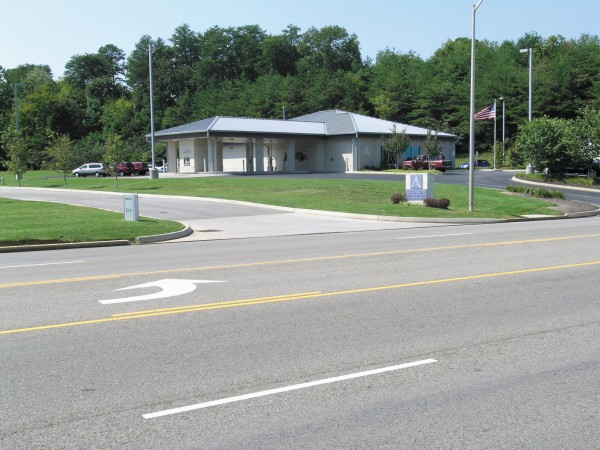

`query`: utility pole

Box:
[14,82,22,132]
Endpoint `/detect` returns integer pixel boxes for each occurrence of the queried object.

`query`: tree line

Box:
[1,23,599,171]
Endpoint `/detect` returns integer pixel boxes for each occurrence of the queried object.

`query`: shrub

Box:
[390,192,405,204]
[424,197,450,209]
[506,185,528,194]
[506,185,564,199]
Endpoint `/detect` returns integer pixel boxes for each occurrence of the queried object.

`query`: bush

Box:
[424,197,450,209]
[506,145,525,169]
[390,192,405,204]
[505,185,565,199]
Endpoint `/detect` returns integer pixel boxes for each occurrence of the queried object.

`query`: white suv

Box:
[72,163,108,177]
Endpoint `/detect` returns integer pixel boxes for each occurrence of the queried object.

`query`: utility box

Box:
[123,194,139,221]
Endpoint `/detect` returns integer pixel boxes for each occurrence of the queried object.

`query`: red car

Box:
[132,162,149,176]
[111,162,134,176]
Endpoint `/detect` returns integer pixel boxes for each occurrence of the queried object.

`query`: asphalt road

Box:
[1,202,599,448]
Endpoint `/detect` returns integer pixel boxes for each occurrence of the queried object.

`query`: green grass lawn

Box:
[0,197,183,246]
[1,170,563,221]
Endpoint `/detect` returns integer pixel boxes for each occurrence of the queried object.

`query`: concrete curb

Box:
[136,224,193,244]
[0,240,130,253]
[511,175,600,194]
[0,225,193,252]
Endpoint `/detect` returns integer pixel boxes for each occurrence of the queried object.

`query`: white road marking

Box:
[0,261,85,269]
[397,233,473,240]
[143,359,437,419]
[99,279,227,305]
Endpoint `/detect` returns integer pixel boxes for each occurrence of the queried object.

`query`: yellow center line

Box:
[2,261,599,336]
[112,292,323,317]
[2,233,600,289]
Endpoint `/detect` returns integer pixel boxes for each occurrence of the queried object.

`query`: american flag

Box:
[474,104,496,120]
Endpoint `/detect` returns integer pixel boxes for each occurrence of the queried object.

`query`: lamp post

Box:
[469,0,484,211]
[14,82,22,132]
[499,96,505,162]
[148,43,158,179]
[493,99,497,170]
[520,48,533,121]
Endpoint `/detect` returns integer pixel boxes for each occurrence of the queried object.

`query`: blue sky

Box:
[3,0,599,78]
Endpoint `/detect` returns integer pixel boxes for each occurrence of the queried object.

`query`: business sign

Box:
[405,174,435,203]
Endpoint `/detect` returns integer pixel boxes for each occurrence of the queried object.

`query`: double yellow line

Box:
[2,260,599,336]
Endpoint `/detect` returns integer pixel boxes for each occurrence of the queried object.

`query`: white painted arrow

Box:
[99,279,227,305]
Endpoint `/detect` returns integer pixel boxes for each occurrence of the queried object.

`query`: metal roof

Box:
[293,110,357,135]
[153,117,217,137]
[151,110,457,140]
[293,110,457,138]
[153,116,324,139]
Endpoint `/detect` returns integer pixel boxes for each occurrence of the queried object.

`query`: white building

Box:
[149,110,458,174]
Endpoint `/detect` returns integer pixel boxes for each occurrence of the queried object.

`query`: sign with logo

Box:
[405,174,435,203]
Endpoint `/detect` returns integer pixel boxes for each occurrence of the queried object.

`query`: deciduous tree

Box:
[47,134,77,187]
[515,117,578,176]
[383,124,410,169]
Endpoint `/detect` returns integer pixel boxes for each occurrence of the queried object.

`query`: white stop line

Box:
[143,358,437,419]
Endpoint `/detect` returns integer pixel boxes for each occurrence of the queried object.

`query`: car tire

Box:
[95,172,101,177]
[118,171,124,177]
[74,172,80,178]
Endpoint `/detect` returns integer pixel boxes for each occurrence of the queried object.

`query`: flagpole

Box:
[493,99,497,170]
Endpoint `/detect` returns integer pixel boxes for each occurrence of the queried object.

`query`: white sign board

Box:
[405,174,435,203]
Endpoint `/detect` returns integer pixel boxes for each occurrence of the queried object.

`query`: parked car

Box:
[132,161,149,176]
[402,155,452,172]
[458,159,491,169]
[149,163,168,173]
[72,163,108,177]
[543,160,599,178]
[111,161,135,176]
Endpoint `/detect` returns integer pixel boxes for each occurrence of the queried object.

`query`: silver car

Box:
[72,163,108,177]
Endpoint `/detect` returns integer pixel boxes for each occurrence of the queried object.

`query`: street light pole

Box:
[493,99,497,170]
[520,48,533,121]
[469,0,484,212]
[499,96,505,162]
[148,43,158,178]
[14,82,22,132]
